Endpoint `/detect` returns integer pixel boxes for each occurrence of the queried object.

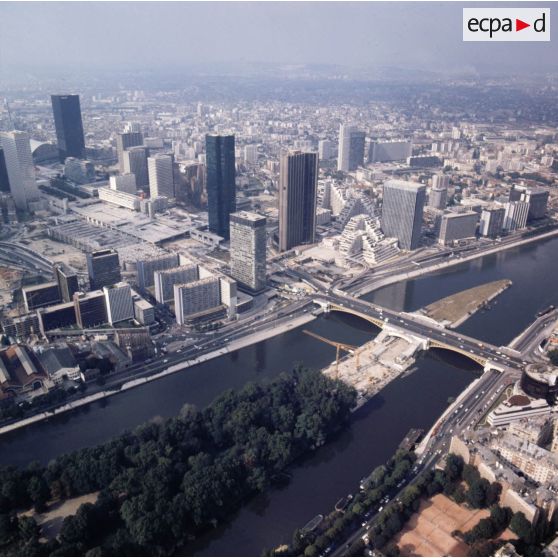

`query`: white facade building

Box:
[103,282,134,325]
[230,211,267,292]
[0,131,39,210]
[148,153,174,199]
[98,187,140,211]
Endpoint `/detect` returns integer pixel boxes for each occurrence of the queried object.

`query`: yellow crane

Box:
[303,330,360,379]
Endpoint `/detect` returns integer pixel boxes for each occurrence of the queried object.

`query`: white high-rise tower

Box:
[0,131,39,210]
[148,153,174,199]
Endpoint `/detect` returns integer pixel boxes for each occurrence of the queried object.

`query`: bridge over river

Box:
[314,291,525,371]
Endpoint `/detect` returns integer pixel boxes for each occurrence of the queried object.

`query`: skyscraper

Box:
[429,187,447,210]
[123,146,149,188]
[337,124,366,172]
[503,201,529,232]
[278,151,318,252]
[0,147,10,193]
[54,264,79,303]
[50,95,86,162]
[206,134,236,239]
[0,131,39,210]
[86,249,121,290]
[116,131,144,171]
[148,153,174,198]
[381,180,426,250]
[103,283,134,325]
[479,206,505,238]
[230,211,267,292]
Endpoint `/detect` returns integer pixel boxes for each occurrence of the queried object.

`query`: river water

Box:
[1,236,557,555]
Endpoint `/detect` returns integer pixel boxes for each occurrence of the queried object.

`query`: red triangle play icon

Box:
[516,18,530,31]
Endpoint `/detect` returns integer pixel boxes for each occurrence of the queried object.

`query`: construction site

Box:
[304,328,423,405]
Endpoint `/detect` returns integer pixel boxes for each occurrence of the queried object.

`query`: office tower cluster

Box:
[173,268,237,325]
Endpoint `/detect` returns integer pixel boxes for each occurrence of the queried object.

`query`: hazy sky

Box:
[1,2,557,75]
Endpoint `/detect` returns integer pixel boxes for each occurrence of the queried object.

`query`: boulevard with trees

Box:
[0,366,356,556]
[278,453,558,557]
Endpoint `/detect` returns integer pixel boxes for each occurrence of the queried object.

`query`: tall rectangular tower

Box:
[0,147,10,193]
[86,249,121,290]
[148,153,174,198]
[337,124,365,172]
[0,131,39,210]
[117,131,143,171]
[230,211,267,293]
[54,264,79,303]
[50,94,85,162]
[381,180,426,250]
[279,151,318,252]
[103,282,134,325]
[206,134,236,240]
[123,146,149,188]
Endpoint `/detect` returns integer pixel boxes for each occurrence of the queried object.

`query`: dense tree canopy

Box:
[0,366,356,556]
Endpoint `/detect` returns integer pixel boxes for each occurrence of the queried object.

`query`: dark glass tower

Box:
[278,151,318,252]
[86,249,121,290]
[51,94,86,162]
[205,134,236,240]
[0,147,10,193]
[54,264,79,302]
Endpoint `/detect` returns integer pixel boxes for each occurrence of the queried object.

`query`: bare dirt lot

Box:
[24,492,99,540]
[393,493,490,557]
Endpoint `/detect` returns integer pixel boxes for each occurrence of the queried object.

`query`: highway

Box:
[0,241,54,274]
[338,226,558,296]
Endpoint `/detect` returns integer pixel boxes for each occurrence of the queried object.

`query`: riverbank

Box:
[0,313,317,437]
[353,227,558,297]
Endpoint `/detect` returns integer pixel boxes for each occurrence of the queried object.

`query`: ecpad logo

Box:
[463,8,550,41]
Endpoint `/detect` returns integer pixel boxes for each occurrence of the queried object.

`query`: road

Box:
[331,367,516,556]
[338,225,558,296]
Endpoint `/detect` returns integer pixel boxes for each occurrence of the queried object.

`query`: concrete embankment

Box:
[321,330,424,411]
[354,228,558,297]
[0,314,317,437]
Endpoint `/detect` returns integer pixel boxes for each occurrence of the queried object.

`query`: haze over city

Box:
[1,1,558,77]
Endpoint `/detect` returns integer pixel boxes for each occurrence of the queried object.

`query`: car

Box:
[163,359,168,363]
[361,521,367,527]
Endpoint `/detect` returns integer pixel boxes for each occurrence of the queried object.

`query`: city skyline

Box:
[0,2,557,557]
